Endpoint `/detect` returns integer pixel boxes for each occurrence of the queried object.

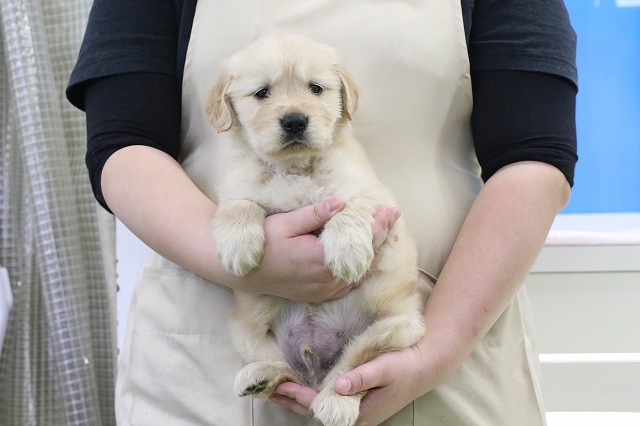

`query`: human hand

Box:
[332,345,434,425]
[269,343,434,425]
[223,198,400,303]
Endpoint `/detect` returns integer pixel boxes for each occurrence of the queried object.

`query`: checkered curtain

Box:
[0,0,116,424]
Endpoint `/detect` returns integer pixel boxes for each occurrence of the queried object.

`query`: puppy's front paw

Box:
[321,220,374,283]
[213,200,266,276]
[233,361,293,398]
[311,388,363,426]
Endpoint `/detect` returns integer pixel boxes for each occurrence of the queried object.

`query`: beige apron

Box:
[116,0,547,424]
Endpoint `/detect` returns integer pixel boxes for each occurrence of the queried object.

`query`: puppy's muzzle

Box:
[280,113,308,136]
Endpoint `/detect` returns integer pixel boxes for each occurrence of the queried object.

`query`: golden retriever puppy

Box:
[206,34,425,426]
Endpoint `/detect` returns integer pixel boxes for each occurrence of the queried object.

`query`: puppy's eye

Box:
[254,88,270,100]
[308,84,323,95]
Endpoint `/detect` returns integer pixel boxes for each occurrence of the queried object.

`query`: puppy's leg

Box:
[230,294,301,398]
[321,198,378,283]
[311,296,425,426]
[213,199,266,276]
[339,307,425,370]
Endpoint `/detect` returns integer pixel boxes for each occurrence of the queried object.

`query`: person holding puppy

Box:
[67,0,577,424]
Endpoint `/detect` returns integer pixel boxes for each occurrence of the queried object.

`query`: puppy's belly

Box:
[273,298,375,389]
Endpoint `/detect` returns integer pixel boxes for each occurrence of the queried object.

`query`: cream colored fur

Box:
[206,34,425,426]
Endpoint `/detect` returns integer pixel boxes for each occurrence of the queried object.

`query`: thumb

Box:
[335,361,383,396]
[285,197,344,236]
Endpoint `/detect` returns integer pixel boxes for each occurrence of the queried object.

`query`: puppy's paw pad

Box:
[240,379,269,396]
[311,391,361,426]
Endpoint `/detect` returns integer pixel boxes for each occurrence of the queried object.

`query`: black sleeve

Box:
[471,70,578,186]
[468,0,578,88]
[84,73,182,212]
[66,0,179,110]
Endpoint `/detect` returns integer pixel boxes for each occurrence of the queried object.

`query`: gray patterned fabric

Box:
[0,0,116,424]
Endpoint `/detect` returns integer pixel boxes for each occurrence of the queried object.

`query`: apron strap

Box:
[418,268,438,285]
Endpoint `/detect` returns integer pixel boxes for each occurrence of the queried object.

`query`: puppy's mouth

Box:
[281,135,312,150]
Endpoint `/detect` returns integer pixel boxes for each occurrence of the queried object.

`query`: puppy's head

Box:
[206,34,360,162]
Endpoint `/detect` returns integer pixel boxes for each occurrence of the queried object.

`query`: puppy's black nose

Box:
[281,113,308,134]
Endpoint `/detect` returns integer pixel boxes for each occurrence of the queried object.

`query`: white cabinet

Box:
[526,214,640,414]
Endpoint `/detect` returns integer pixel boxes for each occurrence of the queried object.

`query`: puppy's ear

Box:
[206,69,236,133]
[337,64,360,121]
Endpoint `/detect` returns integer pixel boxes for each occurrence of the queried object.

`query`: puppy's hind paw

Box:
[311,390,362,426]
[233,361,295,398]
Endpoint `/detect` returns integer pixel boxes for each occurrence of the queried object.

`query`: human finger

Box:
[270,382,317,417]
[282,197,344,236]
[335,358,387,396]
[325,281,356,300]
[372,206,401,248]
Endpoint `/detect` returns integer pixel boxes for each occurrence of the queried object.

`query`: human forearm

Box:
[417,161,571,383]
[102,145,222,281]
[101,145,399,301]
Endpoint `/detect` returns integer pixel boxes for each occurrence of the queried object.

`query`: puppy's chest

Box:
[252,169,338,214]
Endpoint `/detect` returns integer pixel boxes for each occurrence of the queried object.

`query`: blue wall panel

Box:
[562,0,640,213]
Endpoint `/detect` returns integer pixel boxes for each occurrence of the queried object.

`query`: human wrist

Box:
[412,330,461,393]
